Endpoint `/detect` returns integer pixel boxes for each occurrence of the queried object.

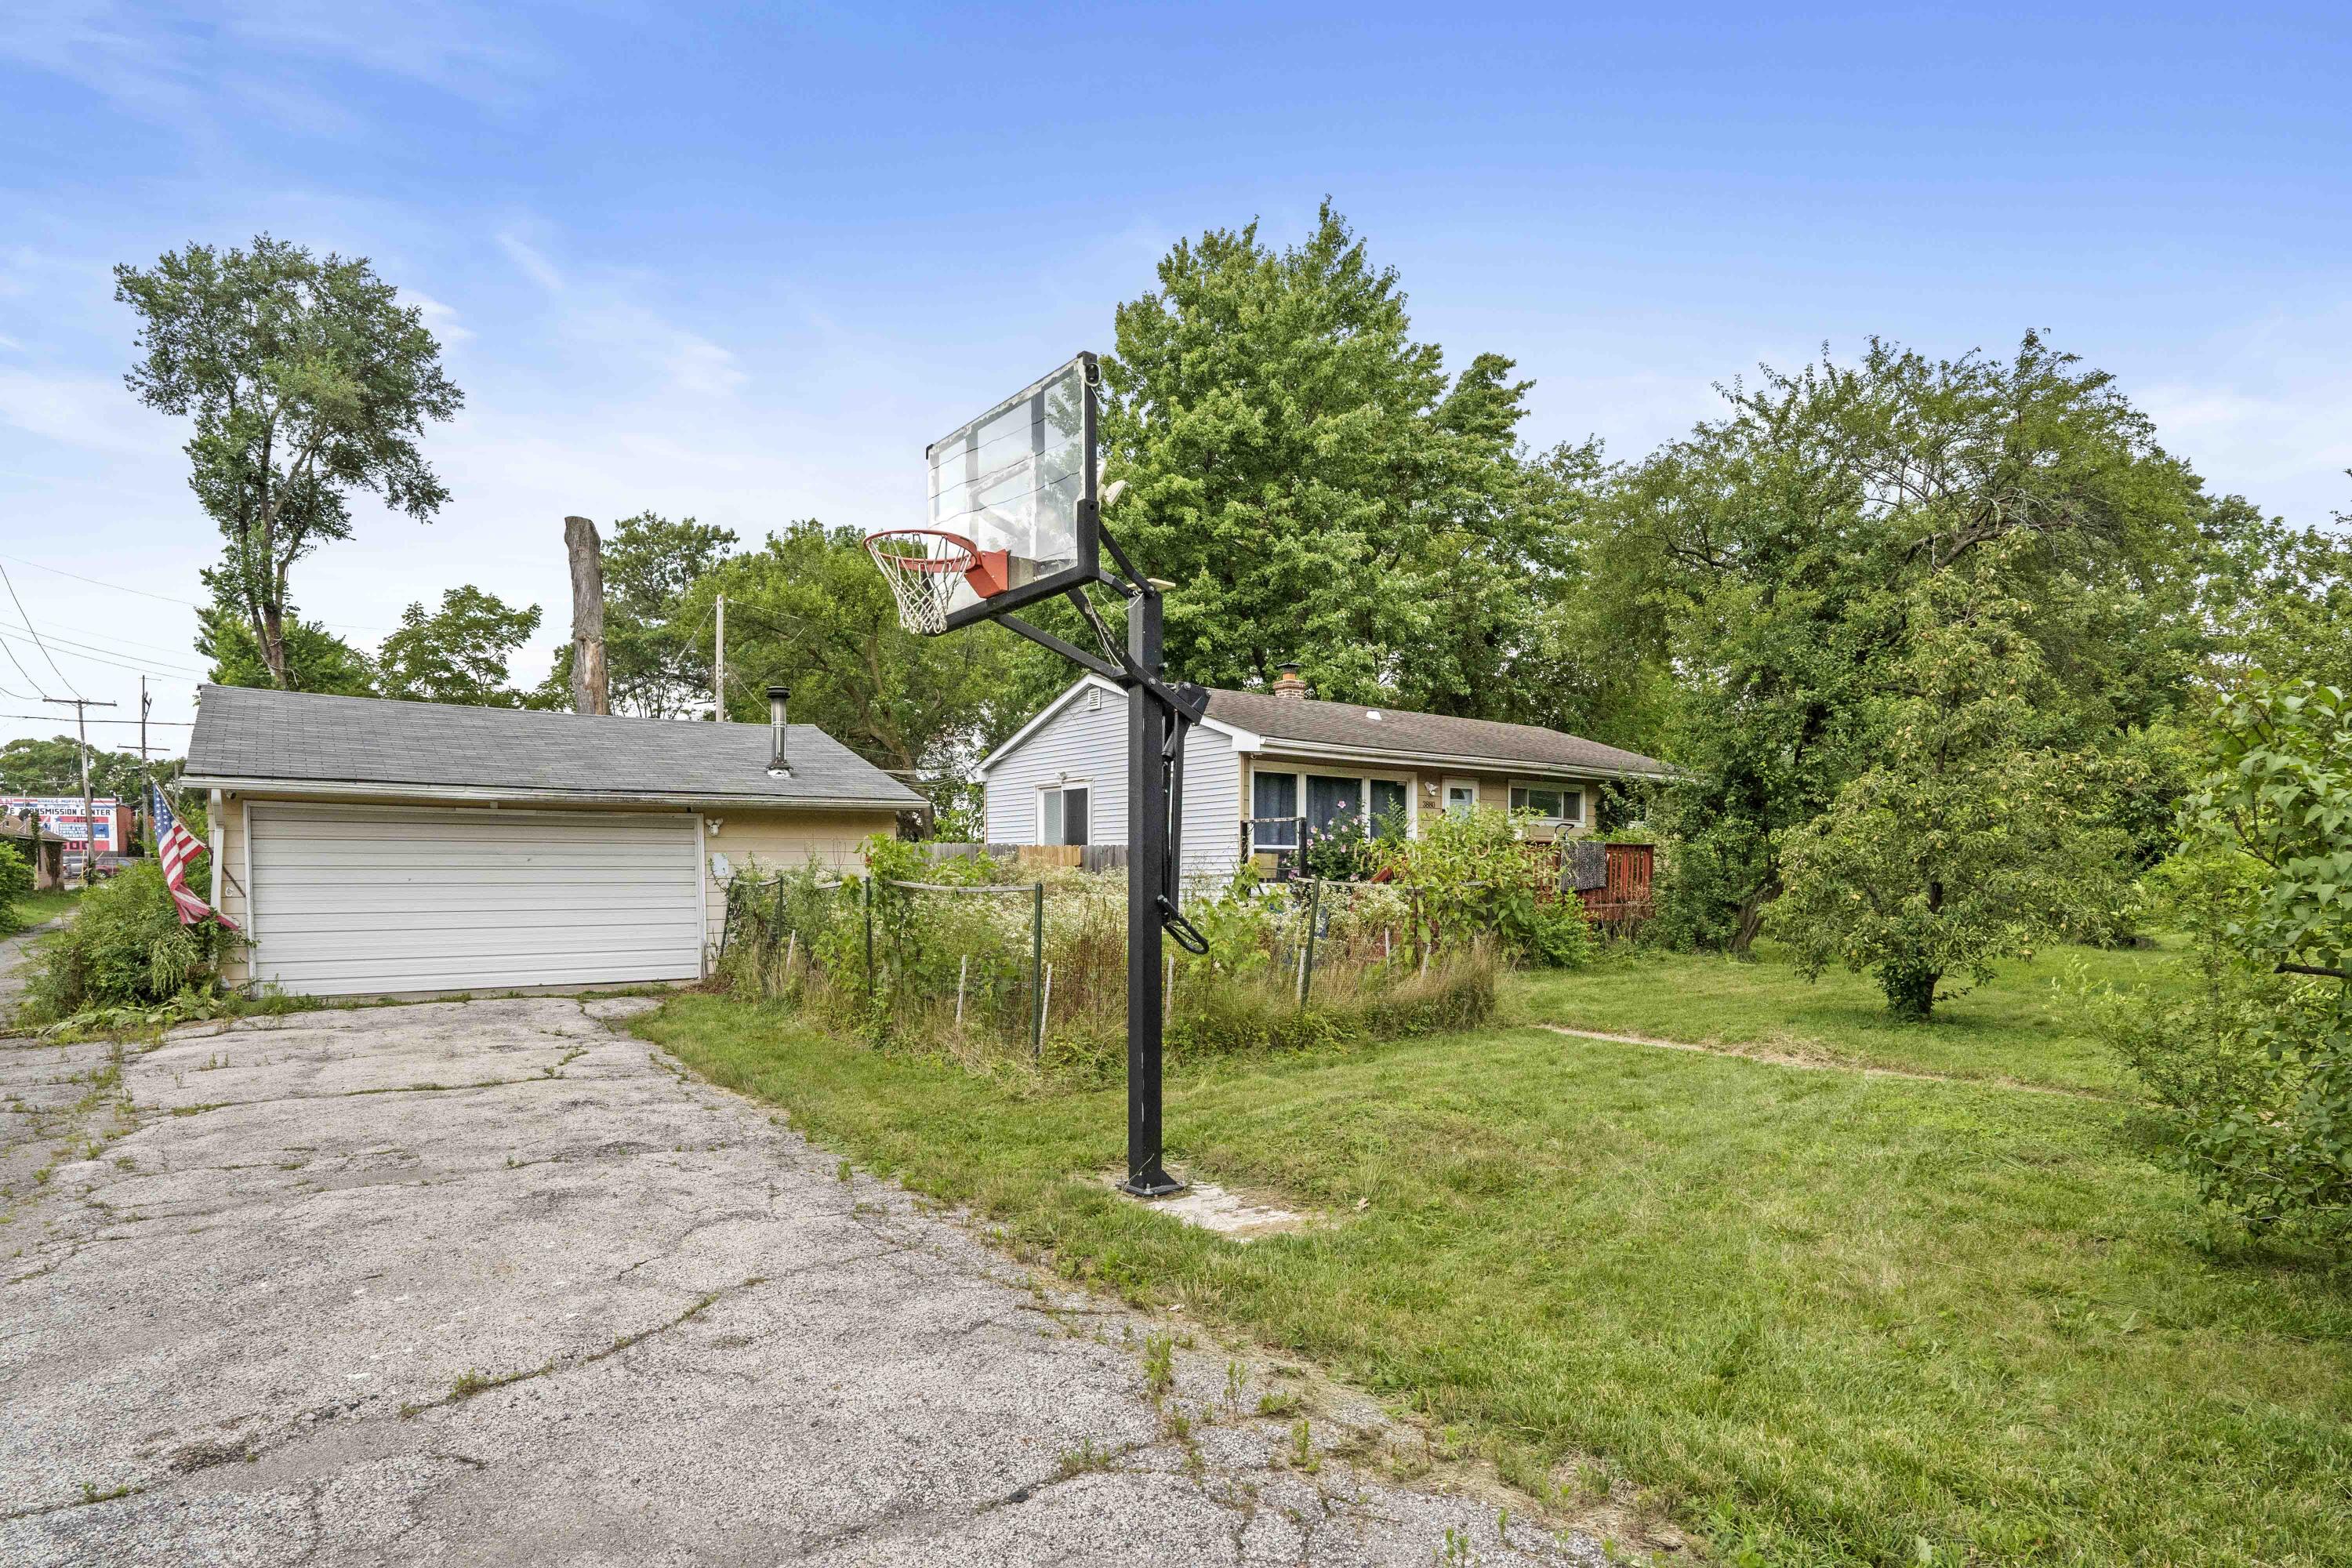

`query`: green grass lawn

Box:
[1510,939,2193,1096]
[638,983,2351,1567]
[4,886,81,935]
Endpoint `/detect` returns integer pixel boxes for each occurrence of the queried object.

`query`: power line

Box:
[0,623,209,679]
[0,615,205,659]
[0,551,398,634]
[0,713,193,726]
[0,630,205,684]
[0,612,43,698]
[0,564,82,698]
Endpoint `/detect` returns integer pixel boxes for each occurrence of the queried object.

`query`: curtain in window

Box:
[1251,773,1298,848]
[1306,775,1362,837]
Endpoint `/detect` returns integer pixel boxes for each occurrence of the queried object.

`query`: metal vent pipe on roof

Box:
[766,685,793,777]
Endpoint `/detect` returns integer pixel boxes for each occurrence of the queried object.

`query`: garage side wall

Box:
[702,809,897,956]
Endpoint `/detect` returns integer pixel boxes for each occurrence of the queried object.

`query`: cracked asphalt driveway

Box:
[2,998,1601,1566]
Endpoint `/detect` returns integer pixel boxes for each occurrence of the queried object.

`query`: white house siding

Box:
[1174,724,1240,885]
[982,683,1245,890]
[983,686,1131,848]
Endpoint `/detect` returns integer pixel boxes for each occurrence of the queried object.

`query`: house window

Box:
[1368,779,1409,840]
[1306,775,1363,837]
[1443,778,1478,818]
[1040,783,1089,845]
[1509,782,1583,826]
[1250,772,1298,848]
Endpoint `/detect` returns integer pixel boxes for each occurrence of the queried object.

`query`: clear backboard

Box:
[914,350,1099,632]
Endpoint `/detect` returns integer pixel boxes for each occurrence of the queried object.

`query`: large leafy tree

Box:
[377,586,546,708]
[116,234,462,688]
[1098,202,1587,717]
[1611,333,2212,951]
[1768,553,2129,1018]
[696,522,1014,791]
[540,511,739,716]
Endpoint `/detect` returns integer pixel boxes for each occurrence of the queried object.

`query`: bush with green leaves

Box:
[1373,806,1592,969]
[20,862,240,1023]
[2099,679,2351,1234]
[0,839,30,932]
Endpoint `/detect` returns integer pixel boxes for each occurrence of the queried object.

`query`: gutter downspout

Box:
[208,788,224,913]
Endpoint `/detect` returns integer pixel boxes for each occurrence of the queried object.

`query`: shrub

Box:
[19,862,240,1023]
[1372,806,1592,968]
[0,840,29,932]
[2095,679,2352,1236]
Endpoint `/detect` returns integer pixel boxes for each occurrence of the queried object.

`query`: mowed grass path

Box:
[1512,940,2192,1096]
[640,963,2351,1566]
[5,885,81,934]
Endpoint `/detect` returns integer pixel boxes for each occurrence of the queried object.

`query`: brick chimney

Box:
[1271,662,1309,700]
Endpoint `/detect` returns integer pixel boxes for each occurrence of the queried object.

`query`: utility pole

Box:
[713,592,726,721]
[139,677,152,853]
[43,696,117,884]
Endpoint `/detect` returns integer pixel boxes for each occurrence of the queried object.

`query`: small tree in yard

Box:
[2103,678,2351,1234]
[1769,558,2126,1018]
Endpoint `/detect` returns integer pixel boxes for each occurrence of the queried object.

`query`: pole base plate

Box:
[1118,1168,1188,1199]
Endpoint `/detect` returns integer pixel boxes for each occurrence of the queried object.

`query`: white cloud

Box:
[0,369,179,458]
[497,233,565,293]
[2130,306,2352,526]
[406,291,474,347]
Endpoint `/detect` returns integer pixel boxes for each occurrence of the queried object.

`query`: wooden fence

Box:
[926,843,1131,874]
[1563,842,1656,927]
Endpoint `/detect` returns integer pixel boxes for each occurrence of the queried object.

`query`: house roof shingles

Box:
[183,684,925,808]
[1203,688,1668,777]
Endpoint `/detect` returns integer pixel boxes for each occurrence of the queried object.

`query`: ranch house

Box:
[978,665,1670,883]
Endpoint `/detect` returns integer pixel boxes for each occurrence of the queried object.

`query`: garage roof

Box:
[183,685,926,809]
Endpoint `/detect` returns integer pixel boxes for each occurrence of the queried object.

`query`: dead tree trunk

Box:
[564,515,608,715]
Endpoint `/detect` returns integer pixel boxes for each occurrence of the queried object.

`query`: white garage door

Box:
[246,803,702,996]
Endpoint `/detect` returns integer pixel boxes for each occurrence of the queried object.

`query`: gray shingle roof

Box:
[1204,689,1668,776]
[183,685,925,808]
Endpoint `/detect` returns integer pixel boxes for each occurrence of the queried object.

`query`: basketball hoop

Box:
[866,528,981,636]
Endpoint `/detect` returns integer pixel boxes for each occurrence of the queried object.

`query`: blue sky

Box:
[3,2,2348,755]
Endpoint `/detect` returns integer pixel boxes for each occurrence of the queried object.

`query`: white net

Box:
[866,530,975,637]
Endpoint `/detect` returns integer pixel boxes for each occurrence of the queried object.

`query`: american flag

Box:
[153,786,236,930]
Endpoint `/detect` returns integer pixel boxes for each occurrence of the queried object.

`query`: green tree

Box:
[2102,677,2352,1233]
[196,593,377,696]
[698,522,1014,792]
[0,735,151,800]
[540,511,739,715]
[115,234,462,688]
[378,586,545,708]
[1768,554,2128,1018]
[1098,202,1589,717]
[1612,333,2212,952]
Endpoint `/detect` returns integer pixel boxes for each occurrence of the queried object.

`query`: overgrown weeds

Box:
[712,849,1497,1083]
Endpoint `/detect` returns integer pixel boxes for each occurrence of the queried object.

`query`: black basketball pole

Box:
[1120,581,1183,1196]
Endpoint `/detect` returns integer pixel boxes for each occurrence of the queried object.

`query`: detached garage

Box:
[183,684,922,999]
